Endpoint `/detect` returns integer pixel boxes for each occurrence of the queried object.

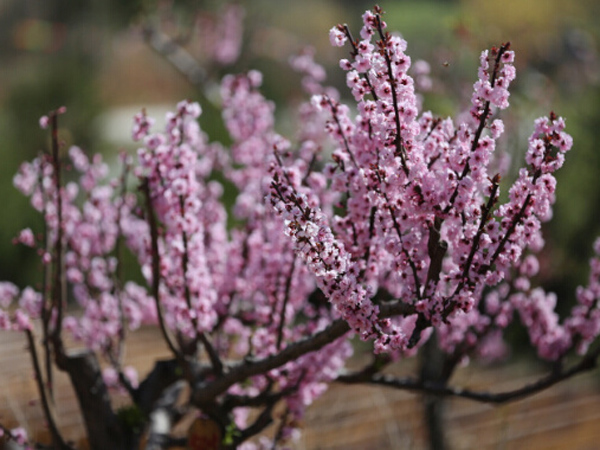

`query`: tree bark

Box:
[60,349,126,450]
[420,333,450,450]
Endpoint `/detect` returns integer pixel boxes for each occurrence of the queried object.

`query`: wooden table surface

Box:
[1,327,599,449]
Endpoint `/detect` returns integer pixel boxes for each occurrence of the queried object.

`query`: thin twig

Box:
[38,152,54,400]
[49,112,66,342]
[276,257,296,350]
[375,13,409,175]
[443,43,510,215]
[141,177,181,359]
[113,158,131,366]
[25,329,72,449]
[142,25,208,87]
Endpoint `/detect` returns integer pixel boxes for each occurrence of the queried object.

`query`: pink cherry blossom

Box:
[2,7,600,449]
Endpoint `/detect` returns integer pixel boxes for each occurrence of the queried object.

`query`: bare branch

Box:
[142,25,207,87]
[276,257,296,351]
[339,346,600,405]
[25,329,72,450]
[193,319,350,405]
[192,301,416,405]
[141,177,182,360]
[48,111,66,342]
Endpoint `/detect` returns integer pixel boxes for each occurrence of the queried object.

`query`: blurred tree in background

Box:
[1,0,599,326]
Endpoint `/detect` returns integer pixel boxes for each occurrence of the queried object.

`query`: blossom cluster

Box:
[270,6,591,364]
[7,140,156,355]
[2,6,600,448]
[133,74,352,434]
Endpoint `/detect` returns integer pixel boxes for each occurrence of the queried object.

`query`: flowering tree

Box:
[2,6,600,450]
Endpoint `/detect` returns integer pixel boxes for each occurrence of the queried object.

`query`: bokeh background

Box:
[1,0,600,443]
[2,0,600,302]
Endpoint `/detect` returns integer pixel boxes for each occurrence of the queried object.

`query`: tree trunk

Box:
[423,393,446,450]
[61,349,127,450]
[420,333,450,450]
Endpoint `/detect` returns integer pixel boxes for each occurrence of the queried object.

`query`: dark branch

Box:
[49,111,66,341]
[142,26,207,87]
[339,346,600,404]
[141,177,182,360]
[26,329,72,449]
[191,301,416,405]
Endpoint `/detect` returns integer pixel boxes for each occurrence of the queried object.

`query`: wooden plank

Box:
[2,327,600,449]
